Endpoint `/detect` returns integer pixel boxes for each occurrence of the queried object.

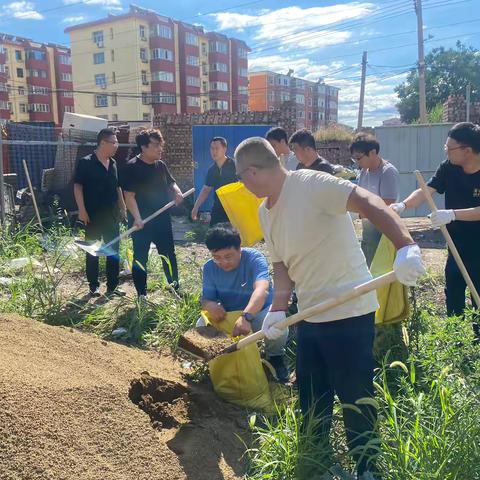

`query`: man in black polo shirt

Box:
[74,128,127,297]
[191,136,237,226]
[289,129,335,174]
[391,122,480,340]
[121,129,184,298]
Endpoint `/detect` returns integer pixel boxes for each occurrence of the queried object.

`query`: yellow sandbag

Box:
[203,310,274,412]
[216,182,264,246]
[370,235,410,325]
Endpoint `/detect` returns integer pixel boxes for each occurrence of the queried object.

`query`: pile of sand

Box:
[0,314,248,480]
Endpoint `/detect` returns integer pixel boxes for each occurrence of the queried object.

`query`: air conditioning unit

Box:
[100,84,106,89]
[142,81,149,85]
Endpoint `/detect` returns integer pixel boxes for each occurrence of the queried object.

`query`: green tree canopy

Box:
[395,42,480,123]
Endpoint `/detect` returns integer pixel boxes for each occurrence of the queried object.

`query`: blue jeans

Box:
[250,306,288,358]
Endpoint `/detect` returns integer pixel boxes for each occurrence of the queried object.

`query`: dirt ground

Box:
[0,314,249,480]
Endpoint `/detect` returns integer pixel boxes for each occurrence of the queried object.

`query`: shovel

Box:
[75,187,195,257]
[179,271,397,362]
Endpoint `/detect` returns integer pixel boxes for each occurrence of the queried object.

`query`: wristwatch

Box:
[241,312,254,323]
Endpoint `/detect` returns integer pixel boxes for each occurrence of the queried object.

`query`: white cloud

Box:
[62,15,86,24]
[63,0,121,4]
[212,3,375,50]
[2,1,43,20]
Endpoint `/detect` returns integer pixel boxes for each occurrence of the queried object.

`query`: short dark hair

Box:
[289,129,316,149]
[205,223,241,251]
[350,133,380,155]
[135,128,164,150]
[97,128,117,146]
[266,127,288,143]
[448,122,480,154]
[210,136,227,148]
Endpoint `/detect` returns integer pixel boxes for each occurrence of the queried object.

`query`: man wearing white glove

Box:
[390,122,480,340]
[235,137,424,478]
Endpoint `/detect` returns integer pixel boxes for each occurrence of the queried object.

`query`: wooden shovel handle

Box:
[234,271,397,351]
[22,159,44,233]
[415,170,480,307]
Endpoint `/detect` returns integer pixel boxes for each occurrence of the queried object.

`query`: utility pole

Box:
[357,51,367,130]
[466,84,471,122]
[414,0,427,123]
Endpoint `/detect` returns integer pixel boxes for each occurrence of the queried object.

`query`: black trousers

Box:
[85,213,120,292]
[131,218,178,296]
[210,204,229,226]
[296,312,378,475]
[445,248,480,338]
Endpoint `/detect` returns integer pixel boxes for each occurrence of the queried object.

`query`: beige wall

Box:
[70,17,150,121]
[5,45,29,122]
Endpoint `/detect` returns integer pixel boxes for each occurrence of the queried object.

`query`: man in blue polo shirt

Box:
[201,223,289,381]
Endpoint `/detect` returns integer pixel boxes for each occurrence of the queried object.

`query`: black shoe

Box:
[89,288,101,298]
[106,287,127,298]
[268,355,289,383]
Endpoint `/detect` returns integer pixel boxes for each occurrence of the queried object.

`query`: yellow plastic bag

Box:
[370,235,410,325]
[216,182,264,246]
[203,310,274,411]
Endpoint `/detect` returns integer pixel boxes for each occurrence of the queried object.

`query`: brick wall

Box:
[315,140,353,167]
[443,95,480,124]
[153,107,296,189]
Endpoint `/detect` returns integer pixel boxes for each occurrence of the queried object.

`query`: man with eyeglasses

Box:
[74,128,127,298]
[391,122,480,340]
[350,133,400,266]
[200,223,289,382]
[121,129,184,298]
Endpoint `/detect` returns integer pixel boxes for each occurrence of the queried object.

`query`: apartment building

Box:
[65,4,249,121]
[0,33,73,124]
[248,71,339,130]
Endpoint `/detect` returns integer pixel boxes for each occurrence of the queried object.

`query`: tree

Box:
[395,42,480,123]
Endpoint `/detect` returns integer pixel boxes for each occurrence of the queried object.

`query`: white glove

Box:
[393,244,426,287]
[261,310,287,340]
[429,209,455,229]
[390,202,406,215]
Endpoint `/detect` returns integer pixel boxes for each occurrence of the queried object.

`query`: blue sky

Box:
[1,0,479,126]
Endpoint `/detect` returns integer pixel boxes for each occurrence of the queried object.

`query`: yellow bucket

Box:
[216,181,264,246]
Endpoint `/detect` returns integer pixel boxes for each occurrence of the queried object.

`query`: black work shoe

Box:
[89,288,101,298]
[267,355,289,383]
[106,287,127,298]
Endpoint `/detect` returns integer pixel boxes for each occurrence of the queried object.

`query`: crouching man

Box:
[201,223,289,382]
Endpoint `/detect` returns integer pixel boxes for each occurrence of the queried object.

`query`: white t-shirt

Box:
[259,170,379,323]
[279,151,298,171]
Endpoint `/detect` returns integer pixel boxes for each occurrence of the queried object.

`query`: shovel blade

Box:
[74,240,116,257]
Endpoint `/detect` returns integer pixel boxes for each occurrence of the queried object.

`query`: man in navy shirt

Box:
[391,122,480,341]
[201,223,289,381]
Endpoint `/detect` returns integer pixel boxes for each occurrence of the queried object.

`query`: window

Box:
[268,91,275,101]
[142,92,149,105]
[186,76,200,87]
[185,32,198,46]
[95,73,107,88]
[58,55,71,65]
[28,69,47,78]
[238,86,248,95]
[112,113,118,121]
[297,110,304,118]
[143,113,150,121]
[15,50,22,61]
[29,103,50,112]
[95,94,108,107]
[269,76,274,85]
[280,92,290,101]
[210,62,227,72]
[238,47,248,59]
[112,92,117,106]
[92,31,104,45]
[151,48,173,61]
[202,63,208,75]
[152,70,174,82]
[140,48,148,62]
[239,104,248,112]
[151,92,175,104]
[16,68,23,78]
[209,41,227,54]
[201,42,208,55]
[153,24,172,39]
[211,100,228,110]
[308,112,312,120]
[141,70,148,84]
[0,64,8,76]
[61,72,72,82]
[62,90,73,97]
[64,105,74,113]
[308,98,312,107]
[0,101,9,110]
[187,96,200,107]
[210,81,228,91]
[139,25,147,40]
[17,86,25,95]
[111,49,115,62]
[0,83,8,92]
[283,78,289,86]
[28,86,49,95]
[239,68,248,77]
[296,94,305,104]
[187,55,199,66]
[110,27,114,39]
[20,103,27,113]
[27,50,46,61]
[112,71,116,83]
[317,99,324,107]
[277,77,282,85]
[93,52,105,64]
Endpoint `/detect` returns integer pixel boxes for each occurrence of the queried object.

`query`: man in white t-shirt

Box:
[234,137,425,478]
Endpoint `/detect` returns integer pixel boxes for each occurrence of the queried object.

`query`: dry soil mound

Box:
[0,314,248,480]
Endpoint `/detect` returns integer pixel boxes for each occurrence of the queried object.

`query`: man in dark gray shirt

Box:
[351,133,399,266]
